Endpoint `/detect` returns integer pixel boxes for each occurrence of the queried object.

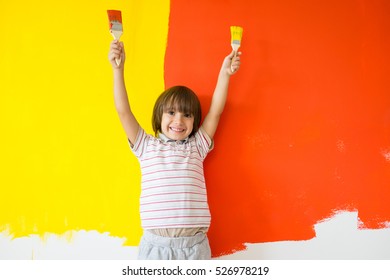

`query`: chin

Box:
[171,134,187,140]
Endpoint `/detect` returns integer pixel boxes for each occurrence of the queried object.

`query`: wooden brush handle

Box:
[111,32,123,66]
[230,49,238,72]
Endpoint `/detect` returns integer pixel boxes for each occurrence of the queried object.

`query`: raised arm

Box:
[201,50,241,139]
[109,40,139,145]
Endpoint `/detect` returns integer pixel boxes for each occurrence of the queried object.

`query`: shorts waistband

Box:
[143,230,207,249]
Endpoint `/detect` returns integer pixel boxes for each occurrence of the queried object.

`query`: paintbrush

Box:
[230,26,243,72]
[107,10,123,66]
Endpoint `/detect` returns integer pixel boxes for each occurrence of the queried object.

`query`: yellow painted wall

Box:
[0,0,169,245]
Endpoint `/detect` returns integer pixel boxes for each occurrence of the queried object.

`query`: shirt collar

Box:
[158,133,189,144]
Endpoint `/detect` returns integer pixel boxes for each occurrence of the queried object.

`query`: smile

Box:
[170,127,185,132]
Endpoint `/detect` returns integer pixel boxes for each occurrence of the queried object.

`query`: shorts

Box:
[137,230,211,260]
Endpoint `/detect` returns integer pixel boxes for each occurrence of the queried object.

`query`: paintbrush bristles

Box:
[110,22,123,32]
[107,10,123,31]
[230,26,243,50]
[107,10,123,65]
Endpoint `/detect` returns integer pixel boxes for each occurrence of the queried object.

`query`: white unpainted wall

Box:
[0,211,389,260]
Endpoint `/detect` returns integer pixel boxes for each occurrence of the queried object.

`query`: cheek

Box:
[187,120,195,129]
[161,116,169,125]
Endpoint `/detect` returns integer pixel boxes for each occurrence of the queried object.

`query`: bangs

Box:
[163,92,196,116]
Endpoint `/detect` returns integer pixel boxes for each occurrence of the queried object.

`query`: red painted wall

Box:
[164,0,390,256]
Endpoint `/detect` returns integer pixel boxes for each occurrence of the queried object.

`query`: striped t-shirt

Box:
[131,127,213,229]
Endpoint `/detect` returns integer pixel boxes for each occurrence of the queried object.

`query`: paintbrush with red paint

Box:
[107,10,123,66]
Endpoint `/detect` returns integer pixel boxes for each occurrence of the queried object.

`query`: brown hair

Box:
[152,86,202,137]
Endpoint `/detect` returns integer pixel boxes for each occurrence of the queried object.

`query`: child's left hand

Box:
[222,50,242,75]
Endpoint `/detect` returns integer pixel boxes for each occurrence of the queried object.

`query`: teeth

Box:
[170,127,184,132]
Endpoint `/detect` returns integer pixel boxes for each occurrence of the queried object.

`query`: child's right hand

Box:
[108,40,125,69]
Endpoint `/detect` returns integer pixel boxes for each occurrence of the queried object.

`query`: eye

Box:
[184,113,193,118]
[167,110,175,116]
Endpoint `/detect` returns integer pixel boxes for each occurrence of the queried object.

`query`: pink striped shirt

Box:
[131,127,213,229]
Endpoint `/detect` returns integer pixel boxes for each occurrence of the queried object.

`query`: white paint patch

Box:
[336,139,346,153]
[380,147,390,162]
[382,221,390,228]
[0,230,138,260]
[1,212,389,259]
[217,211,390,259]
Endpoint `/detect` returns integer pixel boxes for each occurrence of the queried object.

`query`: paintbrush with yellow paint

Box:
[230,26,243,72]
[107,10,123,66]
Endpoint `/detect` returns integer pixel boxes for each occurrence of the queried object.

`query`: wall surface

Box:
[0,0,168,247]
[165,0,390,256]
[1,212,389,259]
[1,0,389,259]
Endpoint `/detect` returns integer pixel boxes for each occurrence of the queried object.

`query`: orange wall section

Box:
[165,0,390,256]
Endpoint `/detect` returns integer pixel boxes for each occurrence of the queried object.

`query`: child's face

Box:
[161,109,194,140]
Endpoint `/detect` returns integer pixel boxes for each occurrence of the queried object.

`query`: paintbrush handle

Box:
[230,47,239,72]
[111,32,123,66]
[230,51,236,72]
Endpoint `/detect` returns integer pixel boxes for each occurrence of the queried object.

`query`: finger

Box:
[231,55,240,65]
[109,51,121,59]
[111,43,121,51]
[111,40,122,50]
[112,46,122,53]
[110,40,119,47]
[231,60,241,71]
[232,60,240,67]
[109,49,122,59]
[227,50,236,59]
[108,53,118,62]
[120,42,125,56]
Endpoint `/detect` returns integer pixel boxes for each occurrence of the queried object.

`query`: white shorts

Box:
[137,230,211,260]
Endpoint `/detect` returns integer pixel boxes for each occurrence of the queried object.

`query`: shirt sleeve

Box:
[129,127,150,159]
[194,127,214,159]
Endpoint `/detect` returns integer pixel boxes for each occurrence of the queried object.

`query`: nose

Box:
[173,113,184,123]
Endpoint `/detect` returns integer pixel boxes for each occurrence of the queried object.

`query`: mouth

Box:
[169,126,185,133]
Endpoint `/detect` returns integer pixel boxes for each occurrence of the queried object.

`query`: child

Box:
[109,40,241,260]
